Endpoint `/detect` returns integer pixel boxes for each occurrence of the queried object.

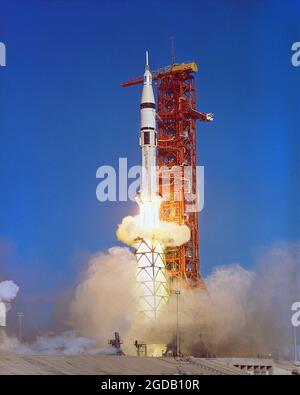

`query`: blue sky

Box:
[0,0,299,332]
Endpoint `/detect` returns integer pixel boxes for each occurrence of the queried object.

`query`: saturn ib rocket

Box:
[135,52,169,320]
[136,51,161,228]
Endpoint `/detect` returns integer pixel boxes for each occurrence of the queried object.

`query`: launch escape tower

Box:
[121,60,213,289]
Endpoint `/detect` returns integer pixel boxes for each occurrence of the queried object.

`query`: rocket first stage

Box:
[135,52,169,320]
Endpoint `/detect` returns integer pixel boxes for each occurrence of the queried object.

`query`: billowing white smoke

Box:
[1,248,137,355]
[131,241,300,358]
[0,280,19,328]
[116,215,190,247]
[2,242,298,358]
[0,331,117,355]
[0,280,19,302]
[23,331,100,355]
[68,241,300,359]
[69,246,137,346]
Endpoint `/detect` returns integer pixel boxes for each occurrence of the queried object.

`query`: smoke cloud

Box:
[0,331,117,355]
[0,280,19,302]
[2,241,298,359]
[127,241,300,358]
[68,240,300,359]
[0,247,137,355]
[116,215,190,247]
[69,246,137,346]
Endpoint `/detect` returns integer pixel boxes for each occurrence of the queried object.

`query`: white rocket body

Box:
[137,51,160,228]
[139,51,157,201]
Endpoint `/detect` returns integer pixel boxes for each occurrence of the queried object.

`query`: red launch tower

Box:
[121,61,213,288]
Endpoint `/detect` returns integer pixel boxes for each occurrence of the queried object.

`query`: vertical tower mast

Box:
[158,69,202,287]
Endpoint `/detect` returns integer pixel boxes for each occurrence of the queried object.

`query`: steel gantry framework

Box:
[121,60,213,289]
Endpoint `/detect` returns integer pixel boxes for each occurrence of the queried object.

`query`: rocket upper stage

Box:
[140,51,156,146]
[139,51,158,205]
[140,51,155,108]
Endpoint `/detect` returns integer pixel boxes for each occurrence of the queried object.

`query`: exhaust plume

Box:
[116,215,190,247]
